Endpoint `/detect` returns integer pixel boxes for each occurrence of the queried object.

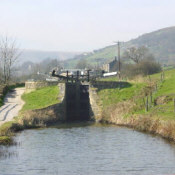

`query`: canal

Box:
[0,123,175,175]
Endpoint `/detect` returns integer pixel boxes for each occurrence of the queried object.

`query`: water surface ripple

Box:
[0,123,175,175]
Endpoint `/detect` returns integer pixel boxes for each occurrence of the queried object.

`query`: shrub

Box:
[121,60,162,78]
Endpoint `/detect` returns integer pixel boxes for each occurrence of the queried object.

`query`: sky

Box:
[0,0,175,52]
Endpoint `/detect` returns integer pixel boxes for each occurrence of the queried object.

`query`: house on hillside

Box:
[102,56,119,72]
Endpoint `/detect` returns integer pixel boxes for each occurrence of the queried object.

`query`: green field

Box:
[98,82,145,108]
[148,69,175,120]
[22,85,60,111]
[98,69,175,121]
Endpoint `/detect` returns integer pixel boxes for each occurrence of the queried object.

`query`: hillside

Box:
[129,26,175,64]
[64,26,175,68]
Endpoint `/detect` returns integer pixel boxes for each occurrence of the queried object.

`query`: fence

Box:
[143,71,175,113]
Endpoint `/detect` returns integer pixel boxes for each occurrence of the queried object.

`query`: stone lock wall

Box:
[24,80,128,122]
[25,81,58,93]
[89,87,102,121]
[58,83,65,102]
[89,81,129,121]
[90,81,130,90]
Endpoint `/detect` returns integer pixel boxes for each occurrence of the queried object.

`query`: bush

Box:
[137,60,162,75]
[121,60,162,78]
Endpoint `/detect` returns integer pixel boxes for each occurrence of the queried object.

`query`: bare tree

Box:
[0,36,20,84]
[124,46,151,64]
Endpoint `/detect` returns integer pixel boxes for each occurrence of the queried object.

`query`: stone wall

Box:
[58,83,65,102]
[21,82,66,124]
[58,82,103,121]
[90,81,130,90]
[89,81,130,121]
[25,81,58,92]
[89,87,102,121]
[21,103,66,126]
[24,80,129,122]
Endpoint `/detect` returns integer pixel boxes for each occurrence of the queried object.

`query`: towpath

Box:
[0,88,25,126]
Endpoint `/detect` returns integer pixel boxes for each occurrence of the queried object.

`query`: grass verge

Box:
[22,85,60,111]
[0,136,12,145]
[98,82,145,108]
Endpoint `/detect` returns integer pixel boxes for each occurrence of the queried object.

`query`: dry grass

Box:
[0,136,12,145]
[18,102,65,128]
[101,101,175,141]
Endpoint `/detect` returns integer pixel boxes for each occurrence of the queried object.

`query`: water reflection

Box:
[0,123,175,175]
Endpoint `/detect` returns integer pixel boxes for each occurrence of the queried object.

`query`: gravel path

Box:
[0,88,25,126]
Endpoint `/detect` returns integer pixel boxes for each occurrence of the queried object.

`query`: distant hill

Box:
[128,26,175,63]
[64,26,175,68]
[18,49,81,65]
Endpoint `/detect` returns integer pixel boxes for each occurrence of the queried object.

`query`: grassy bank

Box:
[22,85,60,111]
[0,85,60,145]
[97,69,175,142]
[98,82,145,108]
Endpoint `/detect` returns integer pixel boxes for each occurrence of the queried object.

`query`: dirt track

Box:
[0,88,25,126]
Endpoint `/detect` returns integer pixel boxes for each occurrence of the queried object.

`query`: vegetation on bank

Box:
[0,136,12,145]
[22,85,60,111]
[147,69,175,120]
[1,69,175,144]
[98,68,175,141]
[98,69,175,118]
[0,120,23,145]
[98,82,145,108]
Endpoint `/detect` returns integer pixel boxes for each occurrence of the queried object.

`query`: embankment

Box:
[1,70,175,145]
[0,83,63,145]
[95,69,175,142]
[98,102,175,142]
[0,83,25,144]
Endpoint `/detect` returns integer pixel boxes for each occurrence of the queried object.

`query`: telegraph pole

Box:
[118,41,121,81]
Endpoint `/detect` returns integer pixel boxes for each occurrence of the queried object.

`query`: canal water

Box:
[1,123,175,175]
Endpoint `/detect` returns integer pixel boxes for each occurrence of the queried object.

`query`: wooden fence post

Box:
[149,75,151,82]
[145,96,149,112]
[160,73,163,82]
[143,98,145,107]
[155,84,157,92]
[150,92,152,106]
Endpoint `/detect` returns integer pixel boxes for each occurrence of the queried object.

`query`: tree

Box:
[0,36,20,84]
[122,46,161,77]
[76,59,88,69]
[124,46,152,64]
